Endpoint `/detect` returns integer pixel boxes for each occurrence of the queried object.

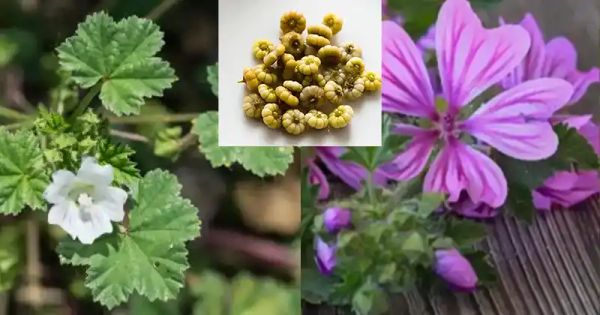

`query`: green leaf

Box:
[96,141,140,188]
[416,192,445,218]
[351,280,389,315]
[192,111,294,177]
[207,63,218,96]
[0,34,18,67]
[445,219,487,247]
[57,170,201,309]
[0,129,49,215]
[464,250,497,285]
[497,124,597,221]
[57,12,177,116]
[401,232,426,253]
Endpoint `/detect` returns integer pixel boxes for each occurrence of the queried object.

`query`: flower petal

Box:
[77,156,114,186]
[96,186,127,222]
[436,0,530,110]
[502,14,546,89]
[382,21,436,118]
[317,147,366,191]
[533,171,600,211]
[44,170,76,204]
[308,160,330,200]
[435,248,478,292]
[379,130,437,181]
[424,139,507,207]
[464,78,573,160]
[543,38,600,104]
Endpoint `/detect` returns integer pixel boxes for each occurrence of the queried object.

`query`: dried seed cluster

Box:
[241,11,381,136]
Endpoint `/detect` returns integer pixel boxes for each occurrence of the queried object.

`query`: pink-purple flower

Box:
[314,237,336,276]
[500,14,600,211]
[381,0,574,208]
[434,248,478,292]
[323,207,352,233]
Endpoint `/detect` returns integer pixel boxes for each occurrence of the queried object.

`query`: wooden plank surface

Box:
[304,0,600,313]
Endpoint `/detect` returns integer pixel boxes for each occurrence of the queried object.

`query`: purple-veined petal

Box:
[533,171,600,211]
[436,0,530,111]
[577,120,600,155]
[464,78,573,160]
[543,37,600,104]
[553,114,593,130]
[566,68,600,104]
[316,147,367,191]
[379,129,437,181]
[424,139,507,207]
[502,14,546,89]
[307,160,330,200]
[383,21,436,118]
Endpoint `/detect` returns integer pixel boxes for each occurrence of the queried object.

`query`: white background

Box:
[218,0,382,147]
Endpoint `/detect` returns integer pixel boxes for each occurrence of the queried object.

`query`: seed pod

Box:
[362,71,382,91]
[341,42,362,62]
[282,109,306,135]
[243,94,265,119]
[344,77,365,100]
[275,86,300,106]
[262,103,282,129]
[306,34,330,48]
[305,109,328,129]
[297,56,321,76]
[322,13,343,35]
[323,67,346,86]
[258,84,278,102]
[300,85,324,107]
[279,54,297,80]
[255,65,278,85]
[280,11,306,34]
[283,80,303,93]
[344,57,365,76]
[308,24,333,39]
[263,44,285,67]
[281,32,306,57]
[318,45,343,65]
[253,40,274,60]
[301,73,326,87]
[328,105,353,128]
[324,81,344,104]
[243,67,259,92]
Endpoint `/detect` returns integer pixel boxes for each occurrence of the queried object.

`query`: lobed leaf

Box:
[192,111,294,177]
[57,12,177,116]
[0,129,48,215]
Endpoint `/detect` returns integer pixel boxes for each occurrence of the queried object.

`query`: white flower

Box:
[44,157,127,244]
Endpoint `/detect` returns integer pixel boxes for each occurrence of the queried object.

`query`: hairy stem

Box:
[110,129,150,143]
[71,83,101,118]
[108,113,198,125]
[0,105,30,121]
[366,171,375,205]
[146,0,181,20]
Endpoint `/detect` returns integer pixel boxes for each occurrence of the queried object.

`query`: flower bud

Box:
[434,249,478,292]
[314,237,336,276]
[323,207,351,233]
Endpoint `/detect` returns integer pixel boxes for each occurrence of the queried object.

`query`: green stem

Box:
[0,106,30,121]
[146,0,180,20]
[366,171,375,205]
[71,84,101,118]
[108,113,198,124]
